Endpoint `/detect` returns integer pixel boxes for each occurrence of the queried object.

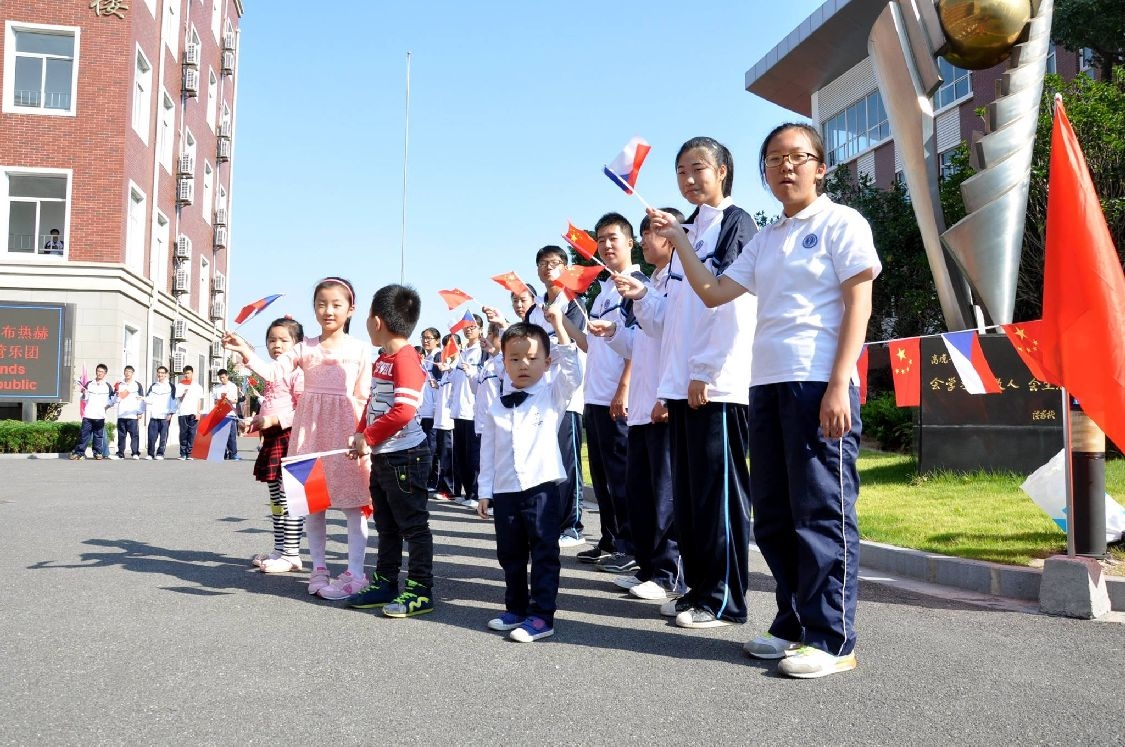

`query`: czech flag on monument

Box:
[281,455,331,518]
[941,331,1002,395]
[604,137,651,195]
[191,398,234,461]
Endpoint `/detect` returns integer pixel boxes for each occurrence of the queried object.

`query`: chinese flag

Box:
[1036,97,1125,449]
[999,321,1051,383]
[562,222,599,262]
[856,345,869,405]
[438,289,473,310]
[491,271,530,297]
[552,263,604,298]
[889,337,920,407]
[441,335,459,362]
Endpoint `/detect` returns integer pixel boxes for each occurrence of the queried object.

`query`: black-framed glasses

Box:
[537,260,564,269]
[764,152,820,168]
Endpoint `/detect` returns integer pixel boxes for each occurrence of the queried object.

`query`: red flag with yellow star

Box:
[999,321,1051,383]
[552,263,604,298]
[437,288,473,310]
[562,222,599,262]
[491,271,530,297]
[889,337,920,407]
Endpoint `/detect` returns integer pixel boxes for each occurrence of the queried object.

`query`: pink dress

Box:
[248,335,372,510]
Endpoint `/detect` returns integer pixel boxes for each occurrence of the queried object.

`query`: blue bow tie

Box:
[499,391,529,408]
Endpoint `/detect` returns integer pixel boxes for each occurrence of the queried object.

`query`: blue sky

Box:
[229,0,823,346]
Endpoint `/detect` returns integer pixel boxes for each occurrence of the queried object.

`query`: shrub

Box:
[860,392,914,452]
[0,421,115,454]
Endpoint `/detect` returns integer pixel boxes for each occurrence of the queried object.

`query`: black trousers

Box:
[452,418,480,500]
[625,422,683,592]
[432,427,454,495]
[584,404,631,553]
[370,444,434,587]
[492,481,564,625]
[666,399,751,623]
[116,418,140,457]
[557,410,584,535]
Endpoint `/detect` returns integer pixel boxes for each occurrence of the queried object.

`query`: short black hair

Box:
[369,284,421,338]
[157,366,168,373]
[501,322,551,358]
[639,206,687,234]
[217,369,229,376]
[677,136,735,198]
[594,212,634,240]
[535,245,568,266]
[123,365,135,373]
[95,363,108,373]
[421,326,440,341]
[50,228,60,235]
[266,317,304,344]
[183,365,194,373]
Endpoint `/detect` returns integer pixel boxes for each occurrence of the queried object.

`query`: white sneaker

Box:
[613,574,641,591]
[155,456,164,460]
[454,496,471,506]
[629,580,671,600]
[108,454,120,460]
[144,455,153,460]
[743,633,801,660]
[558,533,585,549]
[777,646,857,679]
[465,499,479,510]
[260,554,302,574]
[132,454,141,460]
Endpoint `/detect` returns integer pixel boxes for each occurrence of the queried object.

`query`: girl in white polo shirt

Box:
[655,122,881,679]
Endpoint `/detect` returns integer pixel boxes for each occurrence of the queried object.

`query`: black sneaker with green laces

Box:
[382,579,434,618]
[345,574,398,609]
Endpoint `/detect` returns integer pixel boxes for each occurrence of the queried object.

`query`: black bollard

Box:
[1069,400,1106,558]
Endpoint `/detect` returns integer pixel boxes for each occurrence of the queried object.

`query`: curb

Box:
[859,539,1125,612]
[0,452,70,460]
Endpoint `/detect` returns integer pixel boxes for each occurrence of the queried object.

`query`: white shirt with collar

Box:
[478,343,583,498]
[723,193,881,386]
[176,379,204,417]
[449,343,482,420]
[526,297,586,413]
[584,268,639,407]
[606,264,668,426]
[210,381,238,411]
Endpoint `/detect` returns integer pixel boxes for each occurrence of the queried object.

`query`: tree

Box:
[1051,0,1125,80]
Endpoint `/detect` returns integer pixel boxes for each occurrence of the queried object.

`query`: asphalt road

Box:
[1,445,1123,745]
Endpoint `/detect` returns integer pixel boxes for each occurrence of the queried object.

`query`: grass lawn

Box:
[580,445,1124,568]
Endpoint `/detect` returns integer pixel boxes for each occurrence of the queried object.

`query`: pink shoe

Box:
[307,567,331,595]
[316,570,365,600]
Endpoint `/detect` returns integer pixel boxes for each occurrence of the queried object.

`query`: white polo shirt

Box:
[584,269,640,407]
[722,194,882,386]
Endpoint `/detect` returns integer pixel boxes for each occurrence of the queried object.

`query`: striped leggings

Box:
[268,479,304,557]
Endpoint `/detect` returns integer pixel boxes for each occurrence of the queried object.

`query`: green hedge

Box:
[0,421,116,454]
[860,392,914,452]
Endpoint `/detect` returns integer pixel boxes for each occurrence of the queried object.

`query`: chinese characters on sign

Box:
[0,303,68,399]
[90,0,129,20]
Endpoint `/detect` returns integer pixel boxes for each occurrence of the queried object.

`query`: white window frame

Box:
[823,90,890,168]
[152,209,169,291]
[934,58,972,112]
[2,166,72,258]
[211,0,222,41]
[132,45,152,143]
[206,67,218,131]
[157,89,175,173]
[183,127,197,169]
[163,3,180,60]
[202,161,214,224]
[125,182,147,273]
[199,256,210,317]
[151,336,164,382]
[123,325,140,370]
[3,21,81,117]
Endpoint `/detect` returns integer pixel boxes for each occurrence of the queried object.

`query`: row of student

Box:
[222,123,879,678]
[69,363,244,460]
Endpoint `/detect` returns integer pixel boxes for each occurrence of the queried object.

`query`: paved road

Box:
[1,446,1123,745]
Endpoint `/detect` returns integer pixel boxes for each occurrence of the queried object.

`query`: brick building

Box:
[0,0,243,422]
[744,0,1093,187]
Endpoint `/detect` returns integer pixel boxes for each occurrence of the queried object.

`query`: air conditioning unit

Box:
[210,340,224,359]
[174,235,191,260]
[221,50,235,76]
[183,67,199,97]
[172,319,188,340]
[223,31,236,51]
[219,120,232,139]
[217,137,231,163]
[214,225,229,249]
[212,272,226,294]
[209,298,226,321]
[214,207,227,226]
[177,177,194,205]
[184,43,200,68]
[178,152,194,176]
[172,349,187,374]
[172,267,190,294]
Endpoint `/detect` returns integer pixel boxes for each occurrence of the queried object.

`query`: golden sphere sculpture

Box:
[937,0,1032,70]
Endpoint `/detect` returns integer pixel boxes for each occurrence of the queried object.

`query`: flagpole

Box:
[281,447,353,464]
[400,51,411,285]
[1060,387,1075,557]
[604,168,653,210]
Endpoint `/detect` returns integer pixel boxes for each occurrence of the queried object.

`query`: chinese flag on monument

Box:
[1036,97,1125,449]
[999,320,1051,383]
[889,337,921,407]
[856,345,869,405]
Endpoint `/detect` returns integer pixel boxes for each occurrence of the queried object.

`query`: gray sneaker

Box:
[743,633,801,660]
[675,607,733,629]
[597,553,637,574]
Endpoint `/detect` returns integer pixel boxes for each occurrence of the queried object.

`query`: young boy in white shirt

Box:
[476,302,583,642]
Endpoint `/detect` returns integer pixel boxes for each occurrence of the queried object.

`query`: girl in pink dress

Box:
[226,277,372,599]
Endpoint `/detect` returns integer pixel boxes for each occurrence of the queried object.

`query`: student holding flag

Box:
[651,123,880,678]
[224,277,372,600]
[615,136,757,631]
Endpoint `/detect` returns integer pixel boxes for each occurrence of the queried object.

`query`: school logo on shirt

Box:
[802,233,819,249]
[694,239,705,252]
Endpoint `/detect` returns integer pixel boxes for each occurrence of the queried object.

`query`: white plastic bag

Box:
[1021,449,1125,543]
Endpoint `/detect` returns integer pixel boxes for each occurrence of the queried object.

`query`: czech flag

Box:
[941,331,1002,395]
[491,271,530,297]
[450,309,475,334]
[604,137,651,195]
[562,222,599,261]
[191,398,234,461]
[234,294,283,325]
[552,264,604,298]
[438,288,473,310]
[281,455,331,517]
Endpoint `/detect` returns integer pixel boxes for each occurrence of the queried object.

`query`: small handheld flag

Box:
[77,363,89,418]
[235,294,283,325]
[604,137,653,208]
[441,335,459,362]
[491,271,531,297]
[450,309,475,334]
[280,454,333,517]
[438,288,473,310]
[191,398,234,461]
[552,264,604,298]
[562,222,600,263]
